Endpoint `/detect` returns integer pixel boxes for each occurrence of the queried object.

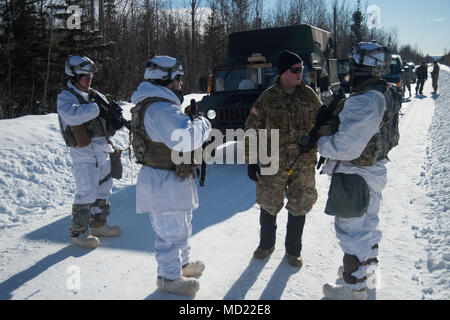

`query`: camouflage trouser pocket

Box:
[70,203,91,236]
[89,199,110,228]
[285,166,318,216]
[256,173,288,215]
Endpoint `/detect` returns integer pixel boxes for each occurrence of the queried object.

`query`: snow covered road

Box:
[0,67,448,300]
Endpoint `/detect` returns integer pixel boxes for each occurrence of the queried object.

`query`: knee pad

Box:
[343,253,379,285]
[343,254,365,285]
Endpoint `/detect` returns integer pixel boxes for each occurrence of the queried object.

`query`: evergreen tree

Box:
[45,0,111,106]
[350,0,366,45]
[0,0,49,118]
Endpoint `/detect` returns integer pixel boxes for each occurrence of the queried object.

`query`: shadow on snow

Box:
[24,164,255,253]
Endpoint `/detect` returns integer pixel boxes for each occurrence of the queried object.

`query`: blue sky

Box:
[264,0,450,56]
[175,0,449,55]
[349,0,450,56]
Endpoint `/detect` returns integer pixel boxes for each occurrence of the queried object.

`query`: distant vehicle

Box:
[382,54,404,97]
[197,24,340,133]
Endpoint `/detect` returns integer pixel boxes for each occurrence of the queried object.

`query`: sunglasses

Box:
[289,66,304,74]
[174,75,183,82]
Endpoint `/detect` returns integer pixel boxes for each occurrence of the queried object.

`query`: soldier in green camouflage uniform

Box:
[245,50,322,267]
[431,61,440,94]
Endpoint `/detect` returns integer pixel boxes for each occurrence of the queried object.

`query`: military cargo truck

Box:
[197,24,339,133]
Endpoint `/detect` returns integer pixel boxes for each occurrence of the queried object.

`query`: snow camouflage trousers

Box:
[256,162,318,216]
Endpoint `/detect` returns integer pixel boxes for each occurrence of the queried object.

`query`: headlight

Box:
[207,109,216,120]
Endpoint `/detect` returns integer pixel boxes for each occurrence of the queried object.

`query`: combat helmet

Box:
[348,41,391,77]
[144,56,184,86]
[65,55,98,90]
[65,55,97,77]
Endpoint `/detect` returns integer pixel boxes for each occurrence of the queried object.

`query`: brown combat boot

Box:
[71,232,100,249]
[286,254,303,268]
[253,247,275,259]
[182,260,205,278]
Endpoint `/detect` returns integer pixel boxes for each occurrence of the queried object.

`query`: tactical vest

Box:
[58,88,108,147]
[351,80,400,166]
[130,97,198,179]
[320,80,401,167]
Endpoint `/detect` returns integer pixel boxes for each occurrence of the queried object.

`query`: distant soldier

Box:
[431,61,440,94]
[244,50,322,268]
[415,62,428,95]
[402,65,413,97]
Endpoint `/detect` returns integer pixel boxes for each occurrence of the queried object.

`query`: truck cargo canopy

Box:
[220,24,331,67]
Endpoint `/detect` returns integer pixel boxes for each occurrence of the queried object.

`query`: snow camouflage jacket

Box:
[245,76,322,170]
[318,79,401,166]
[57,88,110,148]
[130,97,198,179]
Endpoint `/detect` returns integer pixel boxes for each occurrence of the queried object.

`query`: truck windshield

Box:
[214,67,278,92]
[389,58,402,74]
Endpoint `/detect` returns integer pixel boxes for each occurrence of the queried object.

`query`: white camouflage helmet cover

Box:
[144,56,184,81]
[65,55,97,77]
[349,42,391,76]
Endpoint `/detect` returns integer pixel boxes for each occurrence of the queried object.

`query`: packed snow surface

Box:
[0,67,449,300]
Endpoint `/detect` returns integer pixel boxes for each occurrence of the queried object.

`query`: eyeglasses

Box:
[289,66,304,74]
[80,74,93,79]
[174,75,183,82]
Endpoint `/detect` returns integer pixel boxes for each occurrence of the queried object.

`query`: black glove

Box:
[314,104,331,127]
[185,99,198,119]
[108,117,124,131]
[247,164,261,182]
[109,101,124,120]
[297,130,319,154]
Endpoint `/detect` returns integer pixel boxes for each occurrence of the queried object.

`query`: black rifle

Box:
[186,99,207,187]
[285,87,345,175]
[90,89,131,131]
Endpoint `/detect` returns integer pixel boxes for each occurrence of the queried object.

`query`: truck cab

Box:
[197,24,339,133]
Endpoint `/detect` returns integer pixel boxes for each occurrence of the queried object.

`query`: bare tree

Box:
[99,0,104,34]
[231,0,250,32]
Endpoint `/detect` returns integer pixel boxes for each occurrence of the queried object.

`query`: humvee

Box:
[197,24,340,133]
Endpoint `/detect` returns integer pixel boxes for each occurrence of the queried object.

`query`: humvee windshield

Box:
[389,57,402,74]
[214,66,278,92]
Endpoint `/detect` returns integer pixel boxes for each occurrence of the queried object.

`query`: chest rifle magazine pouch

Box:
[69,125,91,148]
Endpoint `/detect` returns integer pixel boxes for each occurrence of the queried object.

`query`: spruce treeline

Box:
[0,0,428,119]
